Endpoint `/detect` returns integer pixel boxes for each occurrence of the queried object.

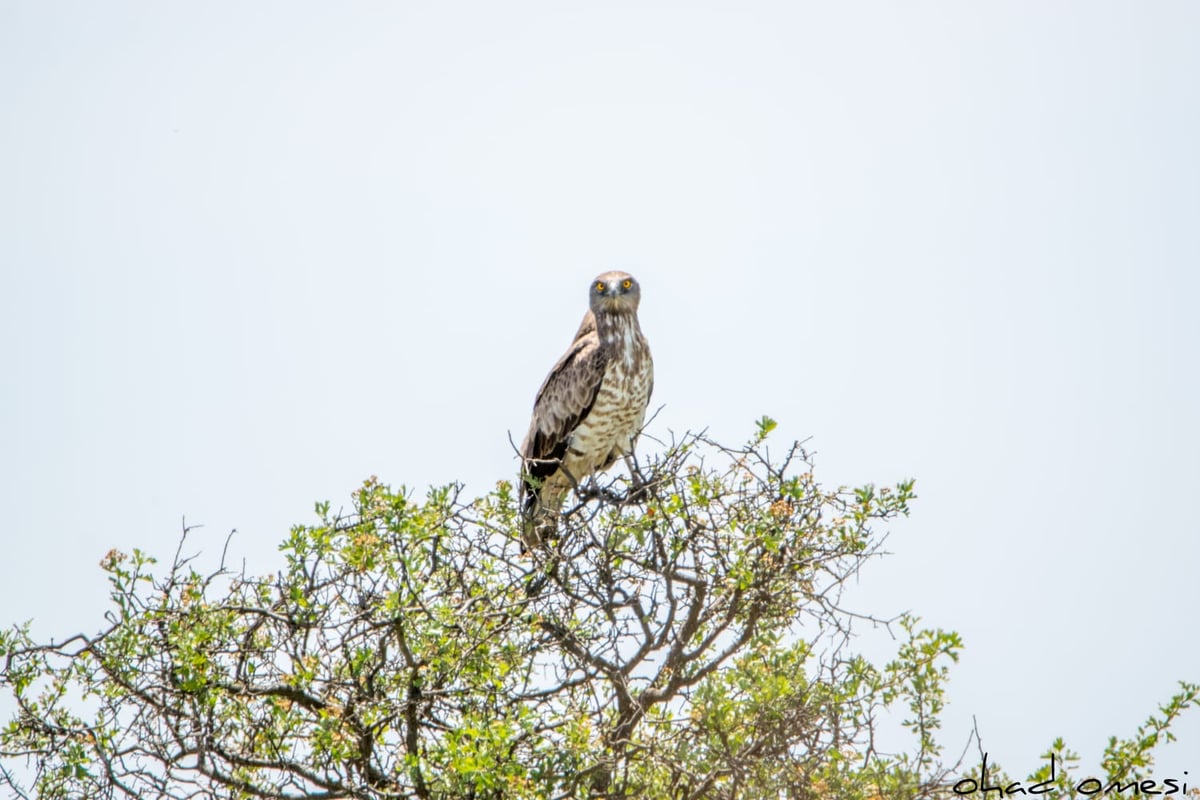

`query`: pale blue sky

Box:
[2,0,1197,782]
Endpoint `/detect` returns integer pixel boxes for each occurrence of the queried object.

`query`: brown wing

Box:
[520,311,607,487]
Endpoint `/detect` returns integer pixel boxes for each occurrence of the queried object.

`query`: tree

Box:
[0,422,1193,799]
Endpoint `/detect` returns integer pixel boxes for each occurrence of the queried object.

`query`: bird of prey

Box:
[519,271,654,549]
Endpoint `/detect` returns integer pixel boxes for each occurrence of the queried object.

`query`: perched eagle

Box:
[519,271,654,549]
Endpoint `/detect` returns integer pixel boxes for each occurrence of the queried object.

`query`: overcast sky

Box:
[2,0,1197,783]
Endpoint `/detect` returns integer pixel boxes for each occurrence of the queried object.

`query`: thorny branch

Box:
[1,429,946,800]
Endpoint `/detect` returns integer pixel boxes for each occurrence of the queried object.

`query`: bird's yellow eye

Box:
[622,279,632,290]
[595,281,606,292]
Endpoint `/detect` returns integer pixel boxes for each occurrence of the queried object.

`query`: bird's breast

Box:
[564,339,652,477]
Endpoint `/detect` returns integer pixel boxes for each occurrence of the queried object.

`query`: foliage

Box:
[0,425,1193,799]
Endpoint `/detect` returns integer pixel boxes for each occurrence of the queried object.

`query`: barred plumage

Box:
[519,272,653,549]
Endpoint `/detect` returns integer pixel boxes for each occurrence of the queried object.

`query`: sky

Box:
[2,0,1198,784]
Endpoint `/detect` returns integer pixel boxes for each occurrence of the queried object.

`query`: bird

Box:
[519,271,654,550]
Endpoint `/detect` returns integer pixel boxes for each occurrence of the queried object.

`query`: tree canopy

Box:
[1,422,1194,799]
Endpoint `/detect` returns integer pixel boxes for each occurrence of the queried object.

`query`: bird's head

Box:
[589,271,642,315]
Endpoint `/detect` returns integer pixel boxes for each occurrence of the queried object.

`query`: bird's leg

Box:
[571,473,609,502]
[559,463,581,492]
[623,453,652,503]
[563,464,610,503]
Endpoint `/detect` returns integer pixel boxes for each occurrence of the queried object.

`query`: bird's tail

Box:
[519,480,562,553]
